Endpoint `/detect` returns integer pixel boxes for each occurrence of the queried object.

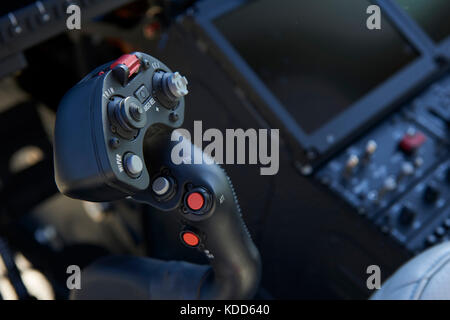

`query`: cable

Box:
[0,237,33,300]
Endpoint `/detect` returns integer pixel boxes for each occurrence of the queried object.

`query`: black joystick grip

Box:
[54,52,261,300]
[132,132,261,299]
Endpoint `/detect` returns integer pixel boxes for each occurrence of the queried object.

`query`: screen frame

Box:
[190,0,440,162]
[387,0,450,60]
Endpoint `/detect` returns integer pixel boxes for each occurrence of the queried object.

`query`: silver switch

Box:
[167,72,189,98]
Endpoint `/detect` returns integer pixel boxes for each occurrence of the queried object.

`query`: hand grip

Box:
[53,50,261,299]
[132,130,262,299]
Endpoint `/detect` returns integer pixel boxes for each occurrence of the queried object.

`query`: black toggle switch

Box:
[398,206,416,226]
[429,107,450,127]
[107,96,146,139]
[423,183,440,204]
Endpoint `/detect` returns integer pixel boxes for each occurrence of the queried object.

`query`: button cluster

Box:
[179,187,213,249]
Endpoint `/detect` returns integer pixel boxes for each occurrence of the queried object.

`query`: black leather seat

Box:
[371,242,450,300]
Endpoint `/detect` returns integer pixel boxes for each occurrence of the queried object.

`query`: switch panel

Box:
[315,74,450,254]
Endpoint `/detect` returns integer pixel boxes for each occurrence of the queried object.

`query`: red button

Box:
[182,232,199,247]
[187,192,204,211]
[110,54,140,78]
[399,131,426,154]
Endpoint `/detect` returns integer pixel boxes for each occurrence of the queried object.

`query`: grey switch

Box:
[152,177,170,196]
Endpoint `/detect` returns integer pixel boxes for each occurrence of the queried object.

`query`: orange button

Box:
[182,232,199,247]
[187,192,204,211]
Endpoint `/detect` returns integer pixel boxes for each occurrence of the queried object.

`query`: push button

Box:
[399,130,426,154]
[134,85,150,103]
[184,188,212,214]
[181,231,200,247]
[186,192,205,211]
[152,177,170,196]
[123,153,143,178]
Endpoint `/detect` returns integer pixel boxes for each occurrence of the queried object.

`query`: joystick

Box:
[53,52,261,299]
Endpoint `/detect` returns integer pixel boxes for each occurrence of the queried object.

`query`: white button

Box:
[124,154,143,176]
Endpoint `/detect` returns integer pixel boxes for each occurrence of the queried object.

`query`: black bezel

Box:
[189,0,447,167]
[385,0,450,58]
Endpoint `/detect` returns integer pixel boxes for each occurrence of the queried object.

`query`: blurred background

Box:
[0,0,449,299]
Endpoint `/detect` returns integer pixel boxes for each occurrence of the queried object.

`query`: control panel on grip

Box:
[54,52,187,201]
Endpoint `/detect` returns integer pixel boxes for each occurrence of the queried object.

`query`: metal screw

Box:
[169,112,179,122]
[109,137,120,149]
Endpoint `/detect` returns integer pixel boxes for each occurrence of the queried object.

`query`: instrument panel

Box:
[316,74,449,253]
[189,0,450,256]
[0,0,133,77]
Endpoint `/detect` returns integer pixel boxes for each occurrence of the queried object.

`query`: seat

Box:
[371,241,450,300]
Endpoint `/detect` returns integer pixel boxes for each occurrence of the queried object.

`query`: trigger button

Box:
[181,231,200,247]
[184,187,212,215]
[187,192,204,211]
